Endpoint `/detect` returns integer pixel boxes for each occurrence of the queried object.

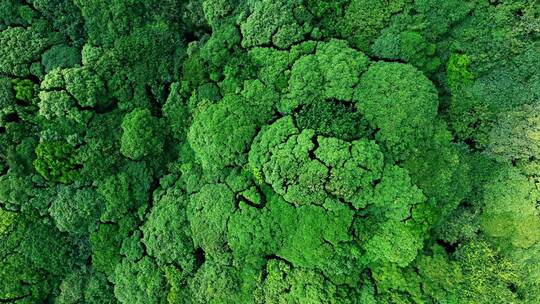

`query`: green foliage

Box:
[90,223,123,277]
[186,261,241,304]
[188,94,272,172]
[188,183,236,259]
[284,39,368,111]
[64,67,106,107]
[372,30,441,74]
[37,90,92,126]
[113,256,167,304]
[163,82,190,140]
[0,1,537,302]
[11,78,36,102]
[254,259,354,303]
[480,167,540,249]
[446,53,475,88]
[120,108,165,160]
[33,140,80,183]
[454,240,522,304]
[49,184,102,235]
[295,100,368,141]
[0,25,58,77]
[486,103,540,165]
[355,62,439,159]
[97,162,152,222]
[338,0,407,52]
[41,45,81,72]
[142,186,196,270]
[240,0,313,49]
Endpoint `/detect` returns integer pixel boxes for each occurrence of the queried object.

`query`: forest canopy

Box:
[0,0,539,303]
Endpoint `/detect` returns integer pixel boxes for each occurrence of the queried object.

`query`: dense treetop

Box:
[0,0,539,303]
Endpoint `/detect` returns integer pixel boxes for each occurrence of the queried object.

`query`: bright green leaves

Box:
[447,54,475,89]
[227,199,283,263]
[202,0,233,28]
[355,62,439,159]
[64,67,106,107]
[447,48,540,148]
[113,256,167,304]
[285,55,323,110]
[250,116,384,208]
[487,103,540,166]
[188,94,272,173]
[316,40,369,100]
[246,114,431,282]
[364,220,424,267]
[240,0,313,49]
[34,140,80,183]
[337,0,407,52]
[254,259,353,304]
[11,78,36,103]
[1,0,533,302]
[252,121,325,205]
[284,39,368,112]
[371,165,426,221]
[277,200,356,281]
[49,185,102,235]
[481,167,540,249]
[188,183,236,259]
[415,245,464,303]
[360,165,428,267]
[315,137,384,209]
[187,261,242,304]
[120,108,165,160]
[372,30,441,74]
[228,188,359,285]
[454,240,522,304]
[38,90,91,125]
[142,186,196,270]
[0,26,57,77]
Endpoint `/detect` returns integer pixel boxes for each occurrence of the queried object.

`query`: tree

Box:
[90,223,123,277]
[354,62,439,159]
[41,45,81,73]
[113,256,167,304]
[0,1,539,302]
[337,0,407,52]
[120,108,165,160]
[142,186,196,271]
[187,94,272,173]
[254,259,355,303]
[480,167,540,250]
[48,184,102,235]
[185,261,241,304]
[487,103,540,165]
[240,0,313,49]
[454,240,522,303]
[187,183,236,259]
[63,67,106,107]
[284,39,368,112]
[0,25,59,77]
[97,161,152,222]
[33,140,80,183]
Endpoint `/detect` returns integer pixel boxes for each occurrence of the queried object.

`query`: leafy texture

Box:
[0,1,538,303]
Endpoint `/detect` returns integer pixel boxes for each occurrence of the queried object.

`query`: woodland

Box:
[0,0,539,303]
